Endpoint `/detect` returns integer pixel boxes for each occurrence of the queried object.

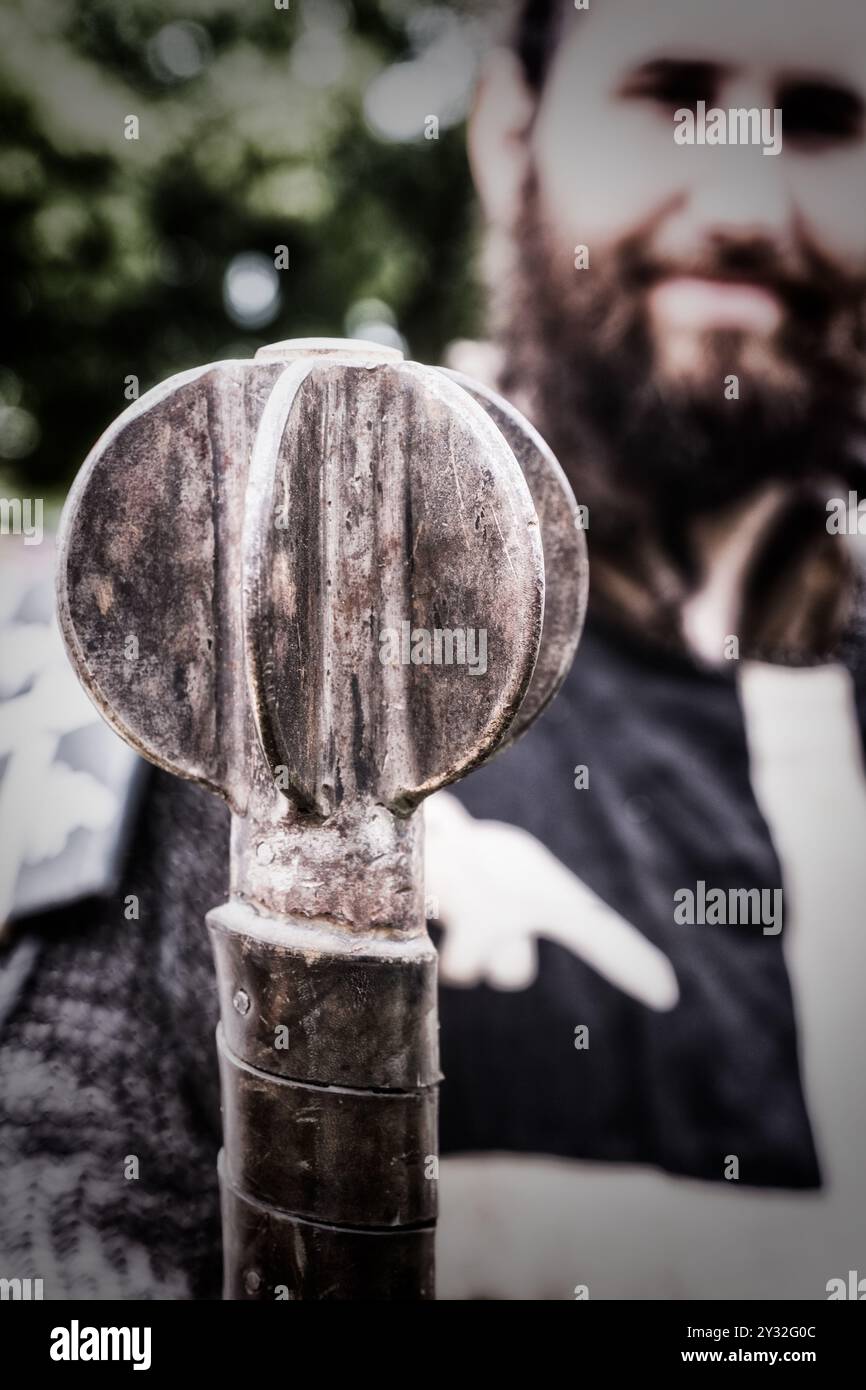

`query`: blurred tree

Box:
[0,0,485,495]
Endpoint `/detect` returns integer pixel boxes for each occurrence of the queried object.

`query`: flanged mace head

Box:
[57,338,587,931]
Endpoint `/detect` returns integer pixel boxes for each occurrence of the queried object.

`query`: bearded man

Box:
[1,0,865,1300]
[431,0,866,1299]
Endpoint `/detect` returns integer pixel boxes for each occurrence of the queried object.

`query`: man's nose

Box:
[686,145,792,249]
[672,76,793,251]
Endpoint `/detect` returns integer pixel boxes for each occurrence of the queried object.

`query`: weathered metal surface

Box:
[56,337,585,1300]
[217,1027,437,1227]
[209,900,439,1090]
[440,369,589,741]
[220,1157,435,1302]
[57,347,546,827]
[57,360,280,814]
[245,360,544,818]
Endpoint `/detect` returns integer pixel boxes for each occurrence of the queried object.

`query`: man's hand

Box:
[425,791,679,1010]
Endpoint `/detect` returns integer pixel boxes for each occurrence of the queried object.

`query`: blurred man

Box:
[432,0,866,1297]
[1,0,865,1301]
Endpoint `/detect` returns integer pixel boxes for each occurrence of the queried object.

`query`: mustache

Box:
[623,239,861,328]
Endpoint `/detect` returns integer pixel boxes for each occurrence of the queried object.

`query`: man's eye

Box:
[780,81,864,146]
[618,62,718,113]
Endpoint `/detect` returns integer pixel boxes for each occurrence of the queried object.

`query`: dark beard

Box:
[497,172,866,563]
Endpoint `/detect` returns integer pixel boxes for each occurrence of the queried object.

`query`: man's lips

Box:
[648,274,784,334]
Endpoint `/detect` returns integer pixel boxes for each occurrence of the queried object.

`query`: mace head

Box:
[57,339,587,833]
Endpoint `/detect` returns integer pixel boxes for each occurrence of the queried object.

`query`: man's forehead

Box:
[553,0,866,89]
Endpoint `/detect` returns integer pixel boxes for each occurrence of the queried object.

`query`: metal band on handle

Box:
[209,899,439,1298]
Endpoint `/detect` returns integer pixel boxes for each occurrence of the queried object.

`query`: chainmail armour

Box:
[0,771,229,1300]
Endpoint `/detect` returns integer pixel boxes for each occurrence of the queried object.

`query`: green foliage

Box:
[0,0,484,492]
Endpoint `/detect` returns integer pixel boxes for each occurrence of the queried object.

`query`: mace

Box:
[57,338,587,1300]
